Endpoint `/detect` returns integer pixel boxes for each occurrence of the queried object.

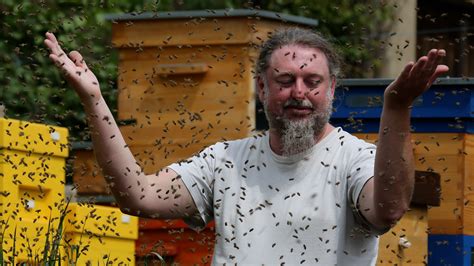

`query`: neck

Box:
[268,123,335,156]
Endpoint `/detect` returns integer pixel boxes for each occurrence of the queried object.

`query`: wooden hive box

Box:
[355,132,474,236]
[355,132,474,265]
[72,9,318,194]
[334,80,474,265]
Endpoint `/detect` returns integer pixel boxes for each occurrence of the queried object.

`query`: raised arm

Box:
[44,32,197,219]
[359,49,449,230]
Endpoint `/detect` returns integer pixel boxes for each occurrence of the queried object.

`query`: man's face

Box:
[258,44,335,155]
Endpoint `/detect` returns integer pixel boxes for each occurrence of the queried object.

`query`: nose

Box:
[290,79,308,100]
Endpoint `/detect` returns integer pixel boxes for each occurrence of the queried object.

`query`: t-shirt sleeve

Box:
[167,144,217,231]
[346,139,390,235]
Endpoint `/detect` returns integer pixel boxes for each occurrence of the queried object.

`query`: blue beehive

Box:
[428,234,474,266]
[331,78,474,133]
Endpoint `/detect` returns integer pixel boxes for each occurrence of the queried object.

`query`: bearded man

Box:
[44,27,448,265]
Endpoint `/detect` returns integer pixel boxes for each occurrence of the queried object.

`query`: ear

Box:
[330,75,337,97]
[257,75,266,103]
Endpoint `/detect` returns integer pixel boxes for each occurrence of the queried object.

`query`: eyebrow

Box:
[274,72,324,80]
[274,72,294,78]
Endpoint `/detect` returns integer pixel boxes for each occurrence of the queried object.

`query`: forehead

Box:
[267,44,330,76]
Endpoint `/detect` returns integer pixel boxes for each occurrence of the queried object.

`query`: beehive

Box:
[62,203,138,265]
[377,208,428,265]
[354,132,474,265]
[0,118,69,264]
[333,78,473,133]
[355,132,473,236]
[136,218,215,265]
[3,219,61,264]
[338,79,473,265]
[73,9,319,194]
[428,234,474,265]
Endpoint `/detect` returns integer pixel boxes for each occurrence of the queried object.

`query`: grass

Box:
[0,197,157,265]
[0,197,82,266]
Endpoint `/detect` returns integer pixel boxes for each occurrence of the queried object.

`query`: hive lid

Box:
[105,9,318,27]
[0,118,69,157]
[340,77,474,86]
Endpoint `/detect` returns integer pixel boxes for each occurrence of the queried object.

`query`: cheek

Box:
[266,92,289,110]
[307,93,329,109]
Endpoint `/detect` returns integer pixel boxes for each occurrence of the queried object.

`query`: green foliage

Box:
[0,0,394,140]
[262,0,395,77]
[0,0,173,141]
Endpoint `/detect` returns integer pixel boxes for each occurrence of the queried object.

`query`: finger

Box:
[44,32,67,58]
[43,39,58,54]
[398,61,414,81]
[390,62,414,91]
[44,33,80,71]
[49,54,63,67]
[409,55,428,77]
[424,49,447,85]
[423,49,439,73]
[69,51,87,68]
[426,49,446,72]
[427,65,449,87]
[45,39,72,69]
[437,49,446,57]
[45,32,59,44]
[433,49,446,67]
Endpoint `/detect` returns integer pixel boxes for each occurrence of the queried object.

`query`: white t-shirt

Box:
[169,127,382,265]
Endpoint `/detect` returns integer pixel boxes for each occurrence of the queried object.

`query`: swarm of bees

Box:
[1,1,474,265]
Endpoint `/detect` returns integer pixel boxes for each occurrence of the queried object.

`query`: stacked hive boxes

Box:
[0,118,68,263]
[333,78,474,265]
[0,118,138,264]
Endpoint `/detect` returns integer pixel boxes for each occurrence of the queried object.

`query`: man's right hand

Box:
[44,32,101,102]
[43,32,199,221]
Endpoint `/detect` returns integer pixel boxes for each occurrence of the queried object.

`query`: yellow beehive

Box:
[61,203,138,265]
[0,118,69,264]
[1,220,45,263]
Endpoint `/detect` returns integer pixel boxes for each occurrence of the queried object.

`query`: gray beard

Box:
[264,95,333,157]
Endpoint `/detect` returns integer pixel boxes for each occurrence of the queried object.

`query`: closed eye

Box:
[278,81,293,87]
[276,76,295,87]
[306,79,321,89]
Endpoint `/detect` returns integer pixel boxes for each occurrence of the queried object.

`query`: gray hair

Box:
[256,27,341,81]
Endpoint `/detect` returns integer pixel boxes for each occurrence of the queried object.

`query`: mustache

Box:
[283,98,314,109]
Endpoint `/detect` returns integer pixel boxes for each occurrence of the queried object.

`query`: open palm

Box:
[384,49,449,109]
[44,32,101,101]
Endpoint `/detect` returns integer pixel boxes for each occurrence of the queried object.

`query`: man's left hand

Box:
[384,49,449,110]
